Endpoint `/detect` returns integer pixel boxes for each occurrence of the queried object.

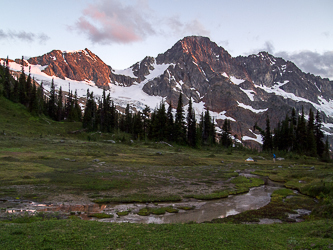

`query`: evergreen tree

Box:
[82,90,97,131]
[166,102,174,142]
[18,72,26,105]
[133,112,143,140]
[48,79,56,120]
[29,82,38,115]
[262,116,273,151]
[36,82,45,115]
[187,98,196,147]
[65,83,74,121]
[3,57,11,100]
[110,100,117,132]
[57,86,63,121]
[296,107,307,153]
[210,116,216,145]
[202,109,212,145]
[99,89,107,132]
[12,80,19,103]
[315,110,325,157]
[306,108,317,156]
[156,102,167,140]
[142,105,150,140]
[124,104,132,134]
[73,90,82,122]
[25,67,32,106]
[322,136,331,162]
[174,93,186,144]
[221,119,232,148]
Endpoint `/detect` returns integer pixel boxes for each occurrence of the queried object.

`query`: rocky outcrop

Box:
[28,49,115,88]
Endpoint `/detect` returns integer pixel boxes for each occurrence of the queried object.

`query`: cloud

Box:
[245,41,333,80]
[0,29,50,44]
[165,16,210,37]
[276,50,333,80]
[73,0,155,44]
[247,41,333,80]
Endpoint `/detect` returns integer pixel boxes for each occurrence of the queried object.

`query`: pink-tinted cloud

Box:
[73,0,155,44]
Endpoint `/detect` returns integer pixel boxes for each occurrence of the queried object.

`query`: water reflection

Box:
[1,181,283,224]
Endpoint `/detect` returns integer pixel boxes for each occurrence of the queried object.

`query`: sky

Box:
[1,0,333,80]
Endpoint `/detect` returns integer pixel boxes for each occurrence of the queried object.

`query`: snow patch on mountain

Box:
[145,63,175,82]
[230,76,245,85]
[240,88,256,101]
[255,81,333,117]
[242,129,263,144]
[237,102,268,113]
[113,68,136,78]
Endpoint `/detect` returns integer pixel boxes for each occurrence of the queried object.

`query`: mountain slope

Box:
[2,36,333,147]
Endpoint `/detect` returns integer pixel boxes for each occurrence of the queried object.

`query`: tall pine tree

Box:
[174,93,186,144]
[187,98,196,147]
[262,116,273,151]
[315,110,325,157]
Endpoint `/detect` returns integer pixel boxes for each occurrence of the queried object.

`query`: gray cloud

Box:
[276,50,333,80]
[0,29,50,44]
[247,41,333,80]
[73,0,155,44]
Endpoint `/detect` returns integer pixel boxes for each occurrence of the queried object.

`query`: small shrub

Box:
[116,211,129,216]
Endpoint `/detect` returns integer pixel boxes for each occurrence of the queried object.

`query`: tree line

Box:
[0,57,81,121]
[82,91,223,147]
[256,107,330,161]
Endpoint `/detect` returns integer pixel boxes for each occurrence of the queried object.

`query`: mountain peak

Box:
[27,48,111,87]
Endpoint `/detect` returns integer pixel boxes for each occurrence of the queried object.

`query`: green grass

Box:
[88,213,114,219]
[116,211,130,216]
[137,206,179,216]
[0,219,333,249]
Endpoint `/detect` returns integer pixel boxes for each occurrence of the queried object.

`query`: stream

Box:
[0,178,291,224]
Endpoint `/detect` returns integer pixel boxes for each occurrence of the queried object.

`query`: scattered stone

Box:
[156,141,173,147]
[92,159,100,162]
[59,140,65,143]
[310,166,315,170]
[64,158,76,162]
[104,140,116,144]
[276,158,285,161]
[156,152,162,155]
[278,166,283,168]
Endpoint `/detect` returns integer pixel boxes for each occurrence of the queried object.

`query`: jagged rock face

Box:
[28,49,114,88]
[131,56,156,82]
[143,36,247,106]
[140,36,333,140]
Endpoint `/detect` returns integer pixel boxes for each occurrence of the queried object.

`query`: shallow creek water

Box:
[0,177,289,224]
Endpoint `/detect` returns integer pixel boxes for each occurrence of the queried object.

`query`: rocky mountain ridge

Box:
[3,36,333,147]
